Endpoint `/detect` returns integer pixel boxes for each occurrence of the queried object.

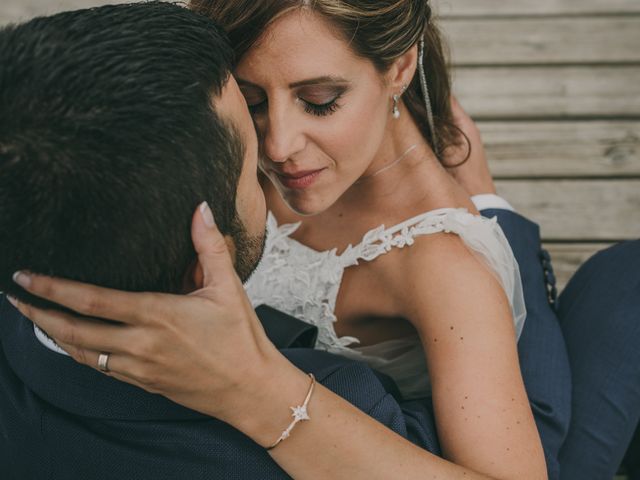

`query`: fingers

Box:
[54,338,152,391]
[190,201,239,290]
[10,297,134,354]
[55,337,174,396]
[54,340,116,373]
[447,97,483,168]
[450,94,463,118]
[10,295,171,395]
[11,271,158,324]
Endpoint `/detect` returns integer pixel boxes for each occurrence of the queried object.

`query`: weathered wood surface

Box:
[543,242,613,290]
[454,66,640,119]
[480,121,640,178]
[496,180,640,240]
[443,16,640,65]
[436,0,640,17]
[0,0,131,24]
[11,1,638,22]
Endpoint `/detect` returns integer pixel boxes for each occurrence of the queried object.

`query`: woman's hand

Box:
[7,209,501,480]
[445,96,497,196]
[8,203,307,444]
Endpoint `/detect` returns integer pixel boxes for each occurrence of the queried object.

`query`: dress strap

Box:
[339,208,466,267]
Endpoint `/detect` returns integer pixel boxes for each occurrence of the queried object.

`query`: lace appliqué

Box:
[245,213,360,355]
[245,208,526,359]
[340,208,484,266]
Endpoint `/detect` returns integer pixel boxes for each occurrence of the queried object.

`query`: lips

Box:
[273,168,325,190]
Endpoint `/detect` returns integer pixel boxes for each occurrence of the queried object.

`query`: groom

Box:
[0,4,440,479]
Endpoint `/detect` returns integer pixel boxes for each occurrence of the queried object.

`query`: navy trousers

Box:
[557,240,640,480]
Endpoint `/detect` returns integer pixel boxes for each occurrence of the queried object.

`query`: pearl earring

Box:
[392,95,401,119]
[392,85,407,119]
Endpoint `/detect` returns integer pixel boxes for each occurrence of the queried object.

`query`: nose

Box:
[259,99,306,163]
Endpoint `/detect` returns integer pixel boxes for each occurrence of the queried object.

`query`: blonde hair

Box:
[189,0,463,162]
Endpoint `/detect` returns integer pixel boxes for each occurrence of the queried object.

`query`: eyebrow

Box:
[236,75,351,89]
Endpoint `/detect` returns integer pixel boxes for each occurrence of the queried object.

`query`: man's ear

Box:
[386,44,418,92]
[182,260,204,293]
[182,235,236,293]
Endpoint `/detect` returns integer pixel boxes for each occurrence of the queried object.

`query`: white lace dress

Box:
[245,208,526,400]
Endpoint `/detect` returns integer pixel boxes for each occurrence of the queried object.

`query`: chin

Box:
[285,201,323,217]
[281,191,328,217]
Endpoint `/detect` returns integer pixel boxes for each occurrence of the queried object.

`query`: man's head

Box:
[0,2,266,307]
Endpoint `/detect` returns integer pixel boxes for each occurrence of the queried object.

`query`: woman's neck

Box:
[361,111,431,179]
[334,115,445,215]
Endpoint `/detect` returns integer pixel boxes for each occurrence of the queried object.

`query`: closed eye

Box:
[301,96,342,117]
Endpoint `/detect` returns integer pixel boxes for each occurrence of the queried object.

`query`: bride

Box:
[10,1,548,478]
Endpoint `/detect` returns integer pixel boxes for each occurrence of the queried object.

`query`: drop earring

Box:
[392,94,401,119]
[392,85,407,120]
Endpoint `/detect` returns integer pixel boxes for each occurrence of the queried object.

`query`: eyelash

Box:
[247,94,343,118]
[302,97,342,117]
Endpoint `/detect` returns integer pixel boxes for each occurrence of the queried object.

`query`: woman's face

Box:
[235,9,393,216]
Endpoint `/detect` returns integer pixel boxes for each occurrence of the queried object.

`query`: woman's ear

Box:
[387,44,418,93]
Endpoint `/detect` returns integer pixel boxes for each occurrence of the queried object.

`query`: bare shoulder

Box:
[384,230,513,336]
[388,230,494,295]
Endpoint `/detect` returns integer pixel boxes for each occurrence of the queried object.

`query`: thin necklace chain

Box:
[356,144,418,184]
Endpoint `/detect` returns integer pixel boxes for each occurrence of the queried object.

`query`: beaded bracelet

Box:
[266,373,316,450]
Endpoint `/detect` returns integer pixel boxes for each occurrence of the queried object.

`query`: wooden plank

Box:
[3,1,640,24]
[435,0,640,17]
[495,179,640,240]
[0,0,131,24]
[453,66,640,119]
[477,121,640,178]
[442,17,640,65]
[542,242,612,291]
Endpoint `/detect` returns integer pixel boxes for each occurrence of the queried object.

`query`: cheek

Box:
[252,119,271,164]
[235,172,266,235]
[320,94,389,171]
[249,182,267,234]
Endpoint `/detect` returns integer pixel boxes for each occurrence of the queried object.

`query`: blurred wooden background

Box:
[0,0,129,20]
[2,0,639,291]
[436,0,640,290]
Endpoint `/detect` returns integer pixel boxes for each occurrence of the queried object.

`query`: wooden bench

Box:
[3,0,639,291]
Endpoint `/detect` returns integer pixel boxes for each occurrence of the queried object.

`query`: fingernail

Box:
[199,201,216,228]
[12,271,32,289]
[7,295,18,308]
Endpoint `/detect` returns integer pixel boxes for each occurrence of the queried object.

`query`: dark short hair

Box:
[0,2,243,306]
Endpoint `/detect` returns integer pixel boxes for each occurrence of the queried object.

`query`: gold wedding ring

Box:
[98,352,111,373]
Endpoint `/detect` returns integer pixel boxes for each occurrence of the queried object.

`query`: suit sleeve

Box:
[481,208,571,480]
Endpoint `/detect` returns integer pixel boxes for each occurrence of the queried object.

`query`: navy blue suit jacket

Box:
[483,209,571,480]
[0,295,439,479]
[0,209,569,479]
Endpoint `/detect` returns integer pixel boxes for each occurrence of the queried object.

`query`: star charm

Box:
[290,405,310,422]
